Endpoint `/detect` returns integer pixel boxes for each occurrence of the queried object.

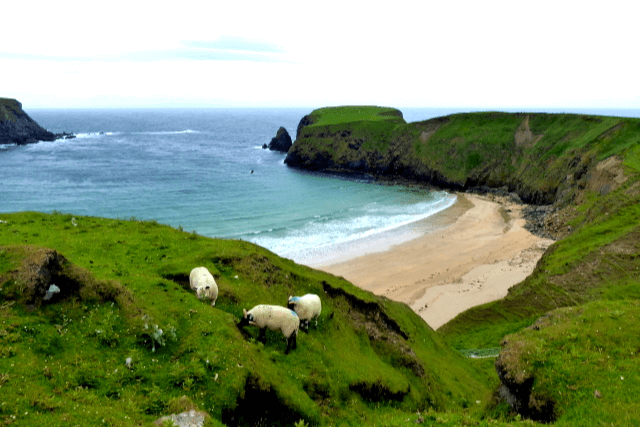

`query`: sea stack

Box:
[264,126,293,152]
[0,98,58,145]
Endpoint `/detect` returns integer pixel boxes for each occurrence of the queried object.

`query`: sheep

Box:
[287,294,321,332]
[237,305,300,354]
[189,267,218,306]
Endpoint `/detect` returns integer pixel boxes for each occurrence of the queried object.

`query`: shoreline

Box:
[311,193,554,330]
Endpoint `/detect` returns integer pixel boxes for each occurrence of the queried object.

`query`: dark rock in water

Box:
[0,97,74,145]
[56,132,76,140]
[266,126,292,152]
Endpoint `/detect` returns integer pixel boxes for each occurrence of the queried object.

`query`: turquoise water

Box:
[0,108,457,264]
[3,107,638,264]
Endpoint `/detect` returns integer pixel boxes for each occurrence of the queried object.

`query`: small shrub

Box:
[136,317,177,352]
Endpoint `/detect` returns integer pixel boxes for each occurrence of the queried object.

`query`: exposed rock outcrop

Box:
[155,410,207,427]
[263,126,292,152]
[0,97,74,145]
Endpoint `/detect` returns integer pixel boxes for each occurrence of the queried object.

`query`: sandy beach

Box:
[311,193,554,330]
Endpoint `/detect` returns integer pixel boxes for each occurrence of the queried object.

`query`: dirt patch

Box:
[495,339,556,423]
[322,281,407,339]
[515,116,543,148]
[322,281,425,379]
[3,245,133,310]
[222,374,307,427]
[350,380,410,402]
[162,273,190,291]
[586,155,627,196]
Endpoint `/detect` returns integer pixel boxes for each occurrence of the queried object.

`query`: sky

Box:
[3,0,639,109]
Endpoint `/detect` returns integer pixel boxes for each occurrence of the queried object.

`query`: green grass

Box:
[305,106,405,128]
[287,106,640,424]
[495,300,640,425]
[0,212,494,426]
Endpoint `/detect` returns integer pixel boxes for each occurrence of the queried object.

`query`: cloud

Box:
[183,37,286,54]
[0,36,290,63]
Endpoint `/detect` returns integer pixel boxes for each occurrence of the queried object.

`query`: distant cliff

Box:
[285,107,640,206]
[0,98,58,145]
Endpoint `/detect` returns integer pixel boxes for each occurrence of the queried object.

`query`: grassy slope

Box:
[0,212,495,427]
[495,299,640,425]
[288,107,640,423]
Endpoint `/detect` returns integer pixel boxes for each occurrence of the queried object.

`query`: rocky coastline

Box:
[0,97,74,145]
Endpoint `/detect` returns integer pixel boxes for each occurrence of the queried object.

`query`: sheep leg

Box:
[285,334,297,354]
[258,328,267,344]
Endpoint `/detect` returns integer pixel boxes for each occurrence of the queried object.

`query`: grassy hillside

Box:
[494,299,640,425]
[285,107,640,424]
[0,212,498,426]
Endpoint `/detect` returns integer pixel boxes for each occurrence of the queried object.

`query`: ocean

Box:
[2,107,639,265]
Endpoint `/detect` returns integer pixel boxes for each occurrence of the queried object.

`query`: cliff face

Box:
[285,108,640,206]
[0,98,56,145]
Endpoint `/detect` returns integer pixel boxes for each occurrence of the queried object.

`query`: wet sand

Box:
[311,193,554,330]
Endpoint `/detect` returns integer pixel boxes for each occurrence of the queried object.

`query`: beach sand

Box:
[311,193,554,330]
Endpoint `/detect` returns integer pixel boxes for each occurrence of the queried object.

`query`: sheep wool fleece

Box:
[189,267,219,306]
[247,305,300,339]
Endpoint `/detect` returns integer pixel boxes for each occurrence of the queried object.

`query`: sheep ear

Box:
[288,295,292,302]
[243,309,247,318]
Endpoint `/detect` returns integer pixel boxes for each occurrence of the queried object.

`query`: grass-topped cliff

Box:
[0,97,57,145]
[286,106,407,173]
[0,213,500,426]
[287,108,640,205]
[285,106,640,424]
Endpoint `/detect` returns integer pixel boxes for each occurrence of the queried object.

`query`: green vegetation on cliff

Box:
[0,97,57,145]
[287,108,640,205]
[286,106,407,171]
[0,212,497,426]
[286,106,640,424]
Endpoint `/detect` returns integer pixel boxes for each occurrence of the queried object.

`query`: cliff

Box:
[285,108,640,207]
[0,97,58,145]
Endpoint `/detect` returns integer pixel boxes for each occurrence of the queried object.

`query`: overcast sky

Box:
[3,0,639,109]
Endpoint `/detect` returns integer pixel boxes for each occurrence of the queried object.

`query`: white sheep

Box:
[237,305,300,354]
[287,294,321,332]
[189,267,218,306]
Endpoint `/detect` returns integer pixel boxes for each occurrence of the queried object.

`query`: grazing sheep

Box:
[189,267,218,306]
[288,294,321,331]
[237,305,299,354]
